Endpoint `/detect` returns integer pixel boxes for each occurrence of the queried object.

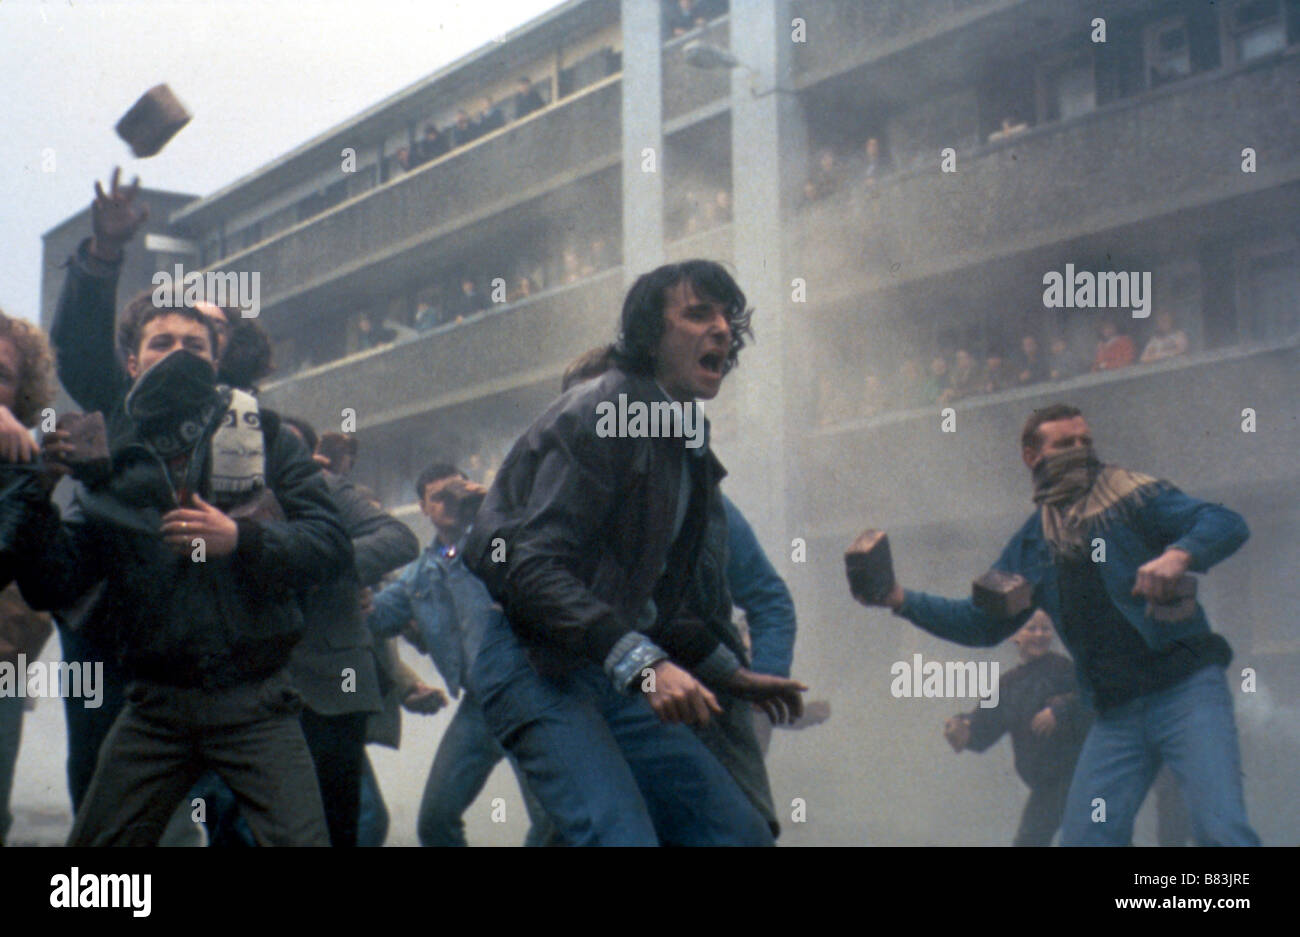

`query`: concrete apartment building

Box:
[40,0,1300,844]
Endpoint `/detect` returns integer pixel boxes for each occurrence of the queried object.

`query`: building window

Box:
[1037,52,1096,123]
[1226,0,1288,63]
[1234,237,1300,342]
[1144,17,1193,88]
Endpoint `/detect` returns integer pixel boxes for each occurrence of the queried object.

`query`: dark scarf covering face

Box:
[124,350,221,458]
[1031,445,1159,559]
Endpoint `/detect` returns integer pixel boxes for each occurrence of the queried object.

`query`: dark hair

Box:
[610,260,752,378]
[1021,404,1083,451]
[415,461,465,501]
[561,344,616,392]
[119,288,221,361]
[280,416,318,455]
[216,319,274,389]
[317,432,358,472]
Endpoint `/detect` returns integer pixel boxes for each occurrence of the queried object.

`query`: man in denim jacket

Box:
[859,403,1259,846]
[367,462,549,846]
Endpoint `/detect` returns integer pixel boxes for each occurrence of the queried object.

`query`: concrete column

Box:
[722,0,806,548]
[620,0,665,284]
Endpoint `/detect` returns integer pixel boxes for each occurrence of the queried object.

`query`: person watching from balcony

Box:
[805,149,843,202]
[940,348,981,403]
[1016,334,1049,385]
[982,349,1018,394]
[895,355,927,409]
[921,354,950,405]
[561,248,583,285]
[1092,318,1136,372]
[472,97,505,139]
[445,277,486,322]
[394,146,412,173]
[1047,335,1089,381]
[418,123,449,165]
[451,109,477,148]
[858,136,890,184]
[1140,310,1190,364]
[513,76,545,120]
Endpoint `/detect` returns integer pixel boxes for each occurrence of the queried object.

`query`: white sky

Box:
[0,0,567,323]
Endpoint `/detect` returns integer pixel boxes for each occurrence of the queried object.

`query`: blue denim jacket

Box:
[897,480,1249,657]
[723,496,796,677]
[368,537,502,699]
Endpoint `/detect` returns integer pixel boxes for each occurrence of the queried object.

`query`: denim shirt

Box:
[368,535,502,699]
[897,481,1249,685]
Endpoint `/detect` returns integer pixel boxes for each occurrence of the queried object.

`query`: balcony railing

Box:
[259,270,625,432]
[789,51,1300,299]
[201,78,622,314]
[793,339,1299,538]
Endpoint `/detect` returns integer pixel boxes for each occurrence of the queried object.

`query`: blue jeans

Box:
[1061,665,1259,846]
[0,695,23,844]
[357,754,388,847]
[416,692,550,847]
[469,610,773,847]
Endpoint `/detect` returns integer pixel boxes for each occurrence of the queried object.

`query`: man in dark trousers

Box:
[860,403,1259,846]
[463,260,805,845]
[16,304,351,845]
[283,419,419,847]
[943,609,1091,845]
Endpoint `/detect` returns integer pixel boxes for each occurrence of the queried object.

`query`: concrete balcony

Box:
[789,52,1300,301]
[792,340,1299,541]
[259,270,625,433]
[205,79,622,315]
[663,17,732,124]
[790,0,1016,84]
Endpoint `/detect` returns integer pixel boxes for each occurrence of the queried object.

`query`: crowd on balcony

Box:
[662,0,729,38]
[669,187,733,239]
[816,310,1192,427]
[392,76,547,175]
[802,137,893,205]
[268,234,622,374]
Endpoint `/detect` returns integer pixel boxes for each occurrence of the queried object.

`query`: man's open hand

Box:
[90,167,149,261]
[724,668,808,724]
[161,494,237,557]
[644,660,723,726]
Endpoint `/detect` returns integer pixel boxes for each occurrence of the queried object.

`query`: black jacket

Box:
[16,396,352,690]
[464,368,741,678]
[51,239,131,437]
[289,474,418,715]
[964,652,1093,789]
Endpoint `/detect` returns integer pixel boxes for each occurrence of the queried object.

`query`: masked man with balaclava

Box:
[15,301,350,845]
[857,403,1259,846]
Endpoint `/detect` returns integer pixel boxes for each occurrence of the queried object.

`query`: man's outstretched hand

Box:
[853,581,905,610]
[724,668,808,725]
[90,167,149,261]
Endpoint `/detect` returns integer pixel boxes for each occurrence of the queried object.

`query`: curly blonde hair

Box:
[0,309,55,427]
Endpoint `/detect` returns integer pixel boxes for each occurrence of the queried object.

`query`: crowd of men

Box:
[0,168,1261,847]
